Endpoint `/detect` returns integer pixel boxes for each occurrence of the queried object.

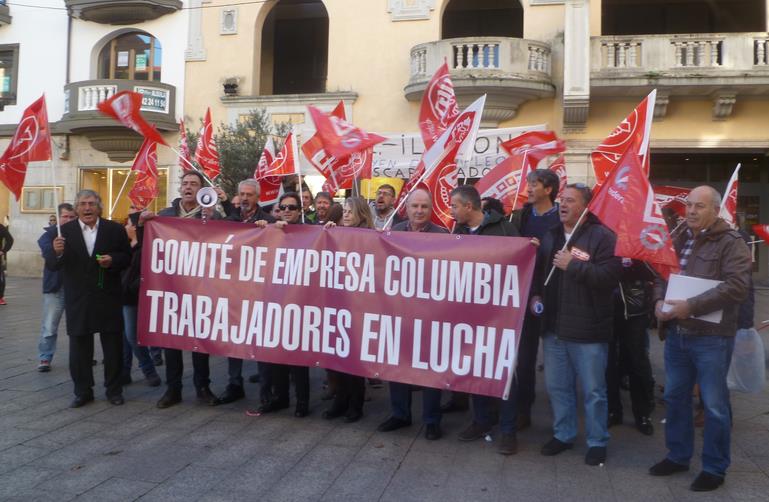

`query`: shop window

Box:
[80,167,168,222]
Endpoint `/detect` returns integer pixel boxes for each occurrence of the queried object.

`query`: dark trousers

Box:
[328,370,365,414]
[606,314,655,420]
[272,364,309,405]
[389,382,442,425]
[69,332,122,398]
[0,265,5,297]
[227,357,244,388]
[164,348,210,391]
[516,313,541,416]
[258,361,274,404]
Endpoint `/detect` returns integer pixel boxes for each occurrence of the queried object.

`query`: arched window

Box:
[442,0,523,39]
[259,0,329,95]
[98,31,162,81]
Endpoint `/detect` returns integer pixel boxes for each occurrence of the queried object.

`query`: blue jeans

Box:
[389,382,442,425]
[664,327,734,477]
[38,290,65,362]
[122,305,157,377]
[542,333,609,447]
[473,384,518,434]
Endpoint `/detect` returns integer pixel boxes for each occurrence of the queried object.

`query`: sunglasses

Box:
[278,204,300,211]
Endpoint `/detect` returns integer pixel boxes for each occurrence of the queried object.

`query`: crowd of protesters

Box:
[36,168,753,492]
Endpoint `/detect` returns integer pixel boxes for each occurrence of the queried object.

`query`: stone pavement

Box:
[1,277,769,501]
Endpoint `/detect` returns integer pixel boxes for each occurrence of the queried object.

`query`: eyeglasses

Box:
[278,204,300,211]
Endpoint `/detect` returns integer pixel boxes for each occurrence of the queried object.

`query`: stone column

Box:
[563,0,590,128]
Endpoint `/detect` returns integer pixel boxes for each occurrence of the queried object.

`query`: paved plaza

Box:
[1,277,769,501]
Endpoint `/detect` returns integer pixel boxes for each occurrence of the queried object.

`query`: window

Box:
[98,32,162,81]
[80,167,168,222]
[0,44,19,106]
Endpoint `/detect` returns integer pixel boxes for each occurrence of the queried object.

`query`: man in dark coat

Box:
[0,221,13,305]
[47,190,131,408]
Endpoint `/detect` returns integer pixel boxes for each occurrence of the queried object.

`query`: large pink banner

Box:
[137,218,536,399]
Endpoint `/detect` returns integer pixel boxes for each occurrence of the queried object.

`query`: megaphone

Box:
[196,187,218,208]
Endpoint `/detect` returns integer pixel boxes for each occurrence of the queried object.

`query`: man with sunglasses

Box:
[532,183,621,466]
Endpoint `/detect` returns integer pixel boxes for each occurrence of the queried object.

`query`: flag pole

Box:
[166,145,216,187]
[49,137,62,237]
[291,128,305,224]
[508,151,529,222]
[543,206,590,286]
[108,170,133,219]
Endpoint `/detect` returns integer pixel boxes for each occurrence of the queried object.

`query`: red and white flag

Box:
[97,91,167,146]
[591,90,656,186]
[719,163,740,228]
[263,131,300,178]
[0,95,52,200]
[473,156,521,215]
[588,141,679,279]
[753,224,769,243]
[419,62,459,150]
[549,155,567,201]
[254,137,282,206]
[307,105,386,160]
[653,185,691,218]
[195,108,220,180]
[128,138,159,210]
[178,119,192,171]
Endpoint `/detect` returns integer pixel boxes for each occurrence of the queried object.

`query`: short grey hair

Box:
[694,185,722,209]
[75,189,103,212]
[238,179,260,194]
[406,187,432,205]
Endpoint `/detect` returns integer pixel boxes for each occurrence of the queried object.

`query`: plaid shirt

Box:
[678,228,709,273]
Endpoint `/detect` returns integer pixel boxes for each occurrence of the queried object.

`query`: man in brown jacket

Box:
[648,185,752,492]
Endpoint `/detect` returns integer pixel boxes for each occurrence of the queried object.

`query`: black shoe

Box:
[585,446,607,466]
[497,433,517,455]
[540,437,574,456]
[322,407,346,420]
[156,389,182,409]
[649,458,689,476]
[690,471,724,492]
[457,422,491,442]
[295,401,309,418]
[258,400,289,414]
[216,385,245,405]
[196,386,218,406]
[248,373,260,384]
[440,400,469,414]
[70,395,94,408]
[377,416,412,432]
[425,424,442,441]
[343,410,362,423]
[607,412,623,428]
[145,373,162,387]
[108,394,125,406]
[636,416,654,436]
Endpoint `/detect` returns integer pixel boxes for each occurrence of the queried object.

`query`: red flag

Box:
[753,224,769,243]
[591,90,655,186]
[474,157,524,215]
[718,163,740,228]
[97,91,167,146]
[423,146,460,231]
[653,185,691,218]
[178,119,192,171]
[254,137,282,205]
[128,139,159,210]
[419,62,459,150]
[195,108,220,180]
[549,155,567,201]
[588,142,679,279]
[263,131,300,178]
[307,105,386,160]
[0,95,52,200]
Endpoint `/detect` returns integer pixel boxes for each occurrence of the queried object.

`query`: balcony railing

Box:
[405,37,555,125]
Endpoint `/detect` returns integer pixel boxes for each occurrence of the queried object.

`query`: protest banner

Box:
[137,218,536,399]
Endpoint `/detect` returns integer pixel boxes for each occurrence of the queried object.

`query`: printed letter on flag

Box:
[307,105,386,160]
[591,90,656,186]
[718,163,740,229]
[195,108,221,180]
[178,120,192,171]
[588,142,679,278]
[263,131,300,178]
[419,62,459,150]
[97,91,167,146]
[254,137,282,206]
[128,138,159,210]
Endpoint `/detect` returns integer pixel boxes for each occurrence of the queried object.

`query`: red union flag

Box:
[653,185,691,218]
[254,137,282,206]
[753,224,769,243]
[419,62,459,150]
[263,131,300,178]
[128,138,159,210]
[195,108,220,180]
[97,91,167,146]
[549,155,567,201]
[591,90,656,186]
[719,163,740,228]
[0,95,52,200]
[474,157,523,215]
[307,105,386,160]
[178,120,192,171]
[588,142,679,279]
[423,143,461,230]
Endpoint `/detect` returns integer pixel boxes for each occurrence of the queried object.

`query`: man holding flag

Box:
[650,185,752,492]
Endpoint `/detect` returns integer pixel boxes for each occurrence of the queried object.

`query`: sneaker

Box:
[37,360,51,372]
[585,446,607,466]
[497,433,518,455]
[0,297,6,305]
[540,437,573,456]
[457,422,491,442]
[690,471,724,492]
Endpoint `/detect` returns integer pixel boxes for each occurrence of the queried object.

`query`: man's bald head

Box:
[686,185,722,232]
[406,188,433,229]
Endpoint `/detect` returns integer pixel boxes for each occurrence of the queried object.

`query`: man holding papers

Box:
[649,186,752,492]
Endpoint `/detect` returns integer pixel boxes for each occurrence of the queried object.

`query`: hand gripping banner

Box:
[138,219,536,399]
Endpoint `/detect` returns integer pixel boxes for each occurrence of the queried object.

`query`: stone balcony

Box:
[65,0,182,25]
[404,37,555,126]
[591,32,769,119]
[59,79,177,162]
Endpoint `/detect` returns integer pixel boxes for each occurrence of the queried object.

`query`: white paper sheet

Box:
[663,273,723,323]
